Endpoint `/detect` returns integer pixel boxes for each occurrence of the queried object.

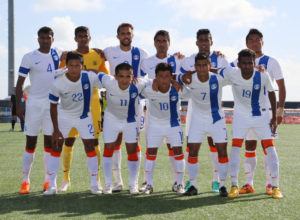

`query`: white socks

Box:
[43,151,51,183]
[265,147,279,187]
[112,149,123,185]
[229,147,241,186]
[86,155,99,187]
[22,151,35,183]
[244,151,257,187]
[48,155,61,188]
[103,156,113,186]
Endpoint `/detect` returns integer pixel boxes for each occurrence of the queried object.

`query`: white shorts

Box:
[137,98,147,132]
[245,109,276,140]
[185,99,192,136]
[58,113,94,139]
[146,125,183,148]
[103,113,138,144]
[24,98,53,136]
[188,116,228,143]
[232,112,273,140]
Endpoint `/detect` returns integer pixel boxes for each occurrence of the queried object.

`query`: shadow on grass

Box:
[0,190,271,218]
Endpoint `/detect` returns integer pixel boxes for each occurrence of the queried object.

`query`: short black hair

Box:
[196,29,212,40]
[117,23,134,34]
[66,51,84,65]
[238,49,256,63]
[115,63,133,75]
[155,63,173,76]
[75,26,90,37]
[154,30,170,42]
[38,26,54,37]
[246,28,263,43]
[194,53,211,63]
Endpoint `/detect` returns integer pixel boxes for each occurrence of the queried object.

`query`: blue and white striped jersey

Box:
[49,71,102,119]
[97,73,151,122]
[103,45,149,77]
[18,48,62,100]
[180,52,229,74]
[219,67,275,117]
[230,55,283,82]
[140,55,182,79]
[141,83,189,127]
[179,72,229,124]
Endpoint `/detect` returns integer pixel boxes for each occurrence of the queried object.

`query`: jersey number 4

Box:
[47,64,52,72]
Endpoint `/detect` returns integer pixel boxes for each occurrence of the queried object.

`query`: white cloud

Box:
[278,58,300,101]
[33,0,104,12]
[157,0,276,28]
[49,16,77,50]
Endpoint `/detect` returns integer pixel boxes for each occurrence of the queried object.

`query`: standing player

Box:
[139,30,184,192]
[16,27,62,194]
[57,26,109,192]
[103,23,149,191]
[180,29,230,193]
[220,49,283,199]
[178,54,230,197]
[230,29,286,195]
[98,63,150,194]
[140,63,186,195]
[44,52,102,195]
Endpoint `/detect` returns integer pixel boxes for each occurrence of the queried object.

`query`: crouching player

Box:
[140,63,187,195]
[178,53,230,197]
[44,52,103,195]
[219,49,283,199]
[98,63,150,194]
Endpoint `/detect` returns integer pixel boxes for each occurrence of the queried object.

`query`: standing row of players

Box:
[16,23,285,199]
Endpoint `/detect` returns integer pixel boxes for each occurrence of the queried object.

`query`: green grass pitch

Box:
[0,123,299,219]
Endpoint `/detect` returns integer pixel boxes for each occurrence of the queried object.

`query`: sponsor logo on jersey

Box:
[93,61,97,65]
[169,61,175,67]
[211,83,217,90]
[211,62,216,68]
[171,95,177,101]
[84,83,89,90]
[113,56,119,59]
[131,92,137,98]
[35,61,41,65]
[254,84,260,90]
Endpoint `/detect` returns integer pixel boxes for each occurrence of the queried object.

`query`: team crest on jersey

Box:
[169,61,175,67]
[171,95,177,101]
[133,55,139,60]
[211,62,216,68]
[93,61,97,65]
[83,83,89,90]
[53,55,59,61]
[131,92,137,98]
[211,83,217,90]
[254,84,260,90]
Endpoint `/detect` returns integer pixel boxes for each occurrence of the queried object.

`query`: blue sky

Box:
[0,0,299,101]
